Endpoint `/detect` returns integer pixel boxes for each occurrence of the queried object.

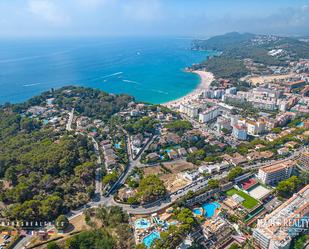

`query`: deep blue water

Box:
[0,37,211,104]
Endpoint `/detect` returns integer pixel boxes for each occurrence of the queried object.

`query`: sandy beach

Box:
[162,70,214,108]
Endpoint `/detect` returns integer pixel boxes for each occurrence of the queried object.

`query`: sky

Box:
[1,0,309,38]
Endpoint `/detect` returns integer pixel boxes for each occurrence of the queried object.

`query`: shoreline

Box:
[162,70,214,108]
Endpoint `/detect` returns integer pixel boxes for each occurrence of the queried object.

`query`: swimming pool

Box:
[193,208,203,216]
[114,143,121,149]
[297,122,304,127]
[202,202,221,218]
[135,218,151,229]
[143,231,160,248]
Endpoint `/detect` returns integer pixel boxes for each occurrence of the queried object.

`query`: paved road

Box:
[91,137,103,199]
[105,171,228,214]
[65,108,74,131]
[243,146,308,170]
[105,134,158,196]
[13,236,32,249]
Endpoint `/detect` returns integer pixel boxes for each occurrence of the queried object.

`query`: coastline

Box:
[162,70,214,108]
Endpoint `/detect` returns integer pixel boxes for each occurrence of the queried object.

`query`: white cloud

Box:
[77,0,111,8]
[27,0,70,25]
[122,0,163,22]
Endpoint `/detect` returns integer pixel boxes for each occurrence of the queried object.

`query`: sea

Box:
[0,37,211,104]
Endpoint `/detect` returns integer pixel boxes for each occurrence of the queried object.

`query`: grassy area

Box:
[226,188,259,209]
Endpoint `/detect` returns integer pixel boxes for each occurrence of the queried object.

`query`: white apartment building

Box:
[180,103,199,118]
[257,160,295,185]
[216,116,232,131]
[248,97,278,111]
[252,87,282,99]
[246,120,266,136]
[199,106,220,123]
[253,185,309,249]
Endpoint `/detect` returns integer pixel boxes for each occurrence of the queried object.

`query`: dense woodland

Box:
[0,87,133,222]
[0,111,96,221]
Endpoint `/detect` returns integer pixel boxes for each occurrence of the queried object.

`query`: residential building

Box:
[252,87,282,99]
[295,151,309,171]
[253,185,309,249]
[225,87,237,95]
[203,88,225,99]
[246,151,274,161]
[178,148,187,157]
[232,124,247,140]
[199,106,220,123]
[180,103,199,118]
[157,112,165,120]
[146,152,160,162]
[246,120,266,136]
[213,89,225,99]
[167,150,179,160]
[188,147,198,153]
[198,162,230,175]
[277,147,289,155]
[278,100,288,112]
[275,112,296,127]
[216,116,232,132]
[284,80,306,92]
[223,93,245,103]
[248,97,277,111]
[199,165,218,174]
[230,115,240,126]
[257,160,295,185]
[182,171,200,181]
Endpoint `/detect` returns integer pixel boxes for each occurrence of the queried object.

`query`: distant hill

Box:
[191,32,309,81]
[192,32,255,51]
[192,32,309,60]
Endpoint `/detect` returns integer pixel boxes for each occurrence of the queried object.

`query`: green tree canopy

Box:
[135,175,167,203]
[227,167,243,181]
[56,215,69,231]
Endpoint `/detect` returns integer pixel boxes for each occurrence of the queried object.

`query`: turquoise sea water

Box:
[0,37,211,104]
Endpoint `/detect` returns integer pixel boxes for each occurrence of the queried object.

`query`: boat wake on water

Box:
[122,79,141,85]
[101,72,123,79]
[23,83,41,87]
[151,89,169,95]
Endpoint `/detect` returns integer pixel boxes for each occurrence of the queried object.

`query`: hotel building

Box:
[253,185,309,249]
[258,160,295,185]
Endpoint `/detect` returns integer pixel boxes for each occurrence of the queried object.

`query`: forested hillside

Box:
[191,32,309,80]
[0,111,95,221]
[0,87,133,222]
[24,86,134,120]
